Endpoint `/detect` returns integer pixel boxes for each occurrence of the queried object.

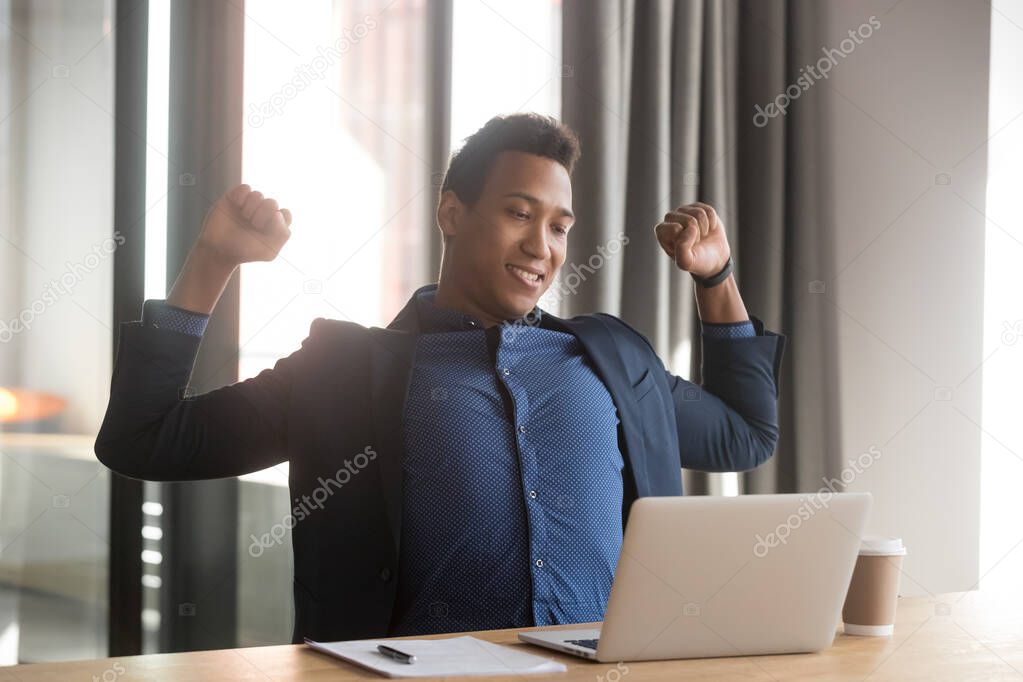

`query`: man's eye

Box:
[509,209,530,220]
[552,225,568,235]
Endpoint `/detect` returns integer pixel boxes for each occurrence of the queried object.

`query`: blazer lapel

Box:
[368,292,424,557]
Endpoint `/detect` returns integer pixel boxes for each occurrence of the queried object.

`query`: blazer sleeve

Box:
[668,314,787,472]
[94,318,323,481]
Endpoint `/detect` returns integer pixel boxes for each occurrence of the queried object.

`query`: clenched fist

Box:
[654,202,731,278]
[198,184,293,267]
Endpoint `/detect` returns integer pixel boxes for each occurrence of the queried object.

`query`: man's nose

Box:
[520,223,551,260]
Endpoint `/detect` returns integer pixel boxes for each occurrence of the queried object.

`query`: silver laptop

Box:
[518,492,871,662]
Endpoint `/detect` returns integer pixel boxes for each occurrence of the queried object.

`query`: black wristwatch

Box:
[691,256,734,288]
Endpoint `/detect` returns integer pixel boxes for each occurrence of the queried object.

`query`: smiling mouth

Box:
[506,264,545,286]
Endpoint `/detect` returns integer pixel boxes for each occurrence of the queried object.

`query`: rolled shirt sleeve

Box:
[701,319,756,340]
[141,299,210,337]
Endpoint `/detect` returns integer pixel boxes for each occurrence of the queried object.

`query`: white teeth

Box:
[509,265,541,283]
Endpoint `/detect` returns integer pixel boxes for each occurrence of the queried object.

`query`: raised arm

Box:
[666,316,785,472]
[94,185,303,481]
[654,202,786,472]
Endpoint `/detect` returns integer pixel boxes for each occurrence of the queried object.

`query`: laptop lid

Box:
[595,492,872,662]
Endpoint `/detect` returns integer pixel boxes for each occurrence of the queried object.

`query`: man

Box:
[96,113,786,643]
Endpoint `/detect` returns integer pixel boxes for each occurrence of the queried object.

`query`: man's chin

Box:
[494,292,541,322]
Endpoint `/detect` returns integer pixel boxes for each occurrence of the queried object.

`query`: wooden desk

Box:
[3,591,1021,680]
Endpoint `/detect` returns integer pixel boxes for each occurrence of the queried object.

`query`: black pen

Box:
[377,643,417,664]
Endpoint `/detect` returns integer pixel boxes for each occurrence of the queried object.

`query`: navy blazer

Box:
[95,284,787,643]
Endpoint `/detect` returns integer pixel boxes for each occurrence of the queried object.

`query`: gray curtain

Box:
[561,0,843,495]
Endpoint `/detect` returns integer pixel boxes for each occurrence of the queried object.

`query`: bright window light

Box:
[144,0,170,300]
[980,0,1023,595]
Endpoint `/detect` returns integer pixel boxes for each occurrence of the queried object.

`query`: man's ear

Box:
[436,190,461,241]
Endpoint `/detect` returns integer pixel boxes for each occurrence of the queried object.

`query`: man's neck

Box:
[433,280,506,329]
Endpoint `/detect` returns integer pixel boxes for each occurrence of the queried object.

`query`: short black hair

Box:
[440,113,581,207]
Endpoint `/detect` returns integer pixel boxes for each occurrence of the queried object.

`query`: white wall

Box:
[823,0,990,596]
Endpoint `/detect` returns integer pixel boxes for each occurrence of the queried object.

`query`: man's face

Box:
[438,150,574,321]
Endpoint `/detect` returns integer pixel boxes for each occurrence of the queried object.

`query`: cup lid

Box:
[860,534,907,556]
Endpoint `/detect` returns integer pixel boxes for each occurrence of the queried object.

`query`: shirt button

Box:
[535,559,543,568]
[518,425,526,434]
[502,367,511,376]
[528,490,537,499]
[379,567,392,582]
[468,320,478,327]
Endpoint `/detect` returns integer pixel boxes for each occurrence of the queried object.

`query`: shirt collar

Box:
[413,285,544,333]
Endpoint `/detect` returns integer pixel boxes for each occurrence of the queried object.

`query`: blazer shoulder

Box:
[562,311,660,360]
[592,312,659,355]
[302,317,375,355]
[308,316,369,337]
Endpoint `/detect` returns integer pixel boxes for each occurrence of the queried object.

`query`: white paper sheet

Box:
[305,635,568,678]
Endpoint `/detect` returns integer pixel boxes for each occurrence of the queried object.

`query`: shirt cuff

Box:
[141,299,210,337]
[701,320,756,339]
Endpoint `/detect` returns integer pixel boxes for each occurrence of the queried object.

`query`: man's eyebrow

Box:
[502,191,575,220]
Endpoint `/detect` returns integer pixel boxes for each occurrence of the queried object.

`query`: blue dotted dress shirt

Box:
[137,295,755,634]
[389,290,626,635]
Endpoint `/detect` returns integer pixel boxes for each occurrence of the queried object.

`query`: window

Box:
[0,0,115,663]
[980,0,1023,595]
